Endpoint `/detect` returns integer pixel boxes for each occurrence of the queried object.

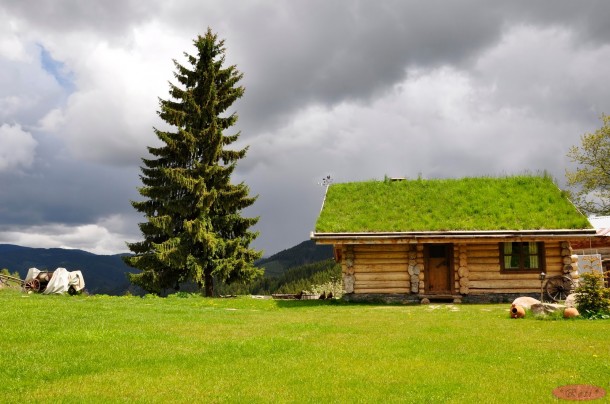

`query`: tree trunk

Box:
[204,270,214,297]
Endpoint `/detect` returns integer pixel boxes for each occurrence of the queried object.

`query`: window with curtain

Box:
[500,242,544,271]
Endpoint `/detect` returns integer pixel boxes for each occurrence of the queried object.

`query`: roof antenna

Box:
[318,175,333,188]
[318,175,333,213]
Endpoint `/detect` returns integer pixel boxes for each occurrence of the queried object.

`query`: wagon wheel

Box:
[24,279,41,293]
[544,275,575,302]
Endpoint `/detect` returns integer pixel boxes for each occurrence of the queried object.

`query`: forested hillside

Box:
[218,258,341,295]
[0,240,337,296]
[255,240,333,277]
[0,244,137,295]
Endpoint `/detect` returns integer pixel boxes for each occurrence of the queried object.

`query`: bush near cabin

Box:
[575,271,610,318]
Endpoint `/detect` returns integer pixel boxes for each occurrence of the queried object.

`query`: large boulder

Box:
[512,296,541,310]
[531,303,565,316]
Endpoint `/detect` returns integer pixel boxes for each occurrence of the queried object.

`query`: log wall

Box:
[458,241,568,295]
[340,239,575,296]
[344,244,411,294]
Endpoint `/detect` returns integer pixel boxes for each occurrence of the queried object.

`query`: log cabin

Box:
[311,175,596,303]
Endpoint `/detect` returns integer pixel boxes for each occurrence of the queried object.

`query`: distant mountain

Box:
[256,240,334,278]
[0,239,334,295]
[0,244,137,295]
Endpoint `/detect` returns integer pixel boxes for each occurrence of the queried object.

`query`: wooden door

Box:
[426,244,452,293]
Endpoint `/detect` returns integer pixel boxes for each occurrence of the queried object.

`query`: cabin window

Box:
[500,242,545,272]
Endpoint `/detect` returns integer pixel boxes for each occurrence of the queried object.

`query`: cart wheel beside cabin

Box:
[24,279,41,293]
[544,275,575,302]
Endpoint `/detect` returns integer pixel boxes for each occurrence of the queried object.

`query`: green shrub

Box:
[574,271,610,318]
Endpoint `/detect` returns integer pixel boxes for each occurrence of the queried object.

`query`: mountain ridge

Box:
[0,240,334,295]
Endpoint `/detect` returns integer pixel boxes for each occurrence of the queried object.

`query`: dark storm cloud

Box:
[228,0,610,133]
[1,0,610,255]
[0,140,140,227]
[0,0,161,40]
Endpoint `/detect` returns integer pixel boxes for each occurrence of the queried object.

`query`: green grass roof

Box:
[315,175,592,233]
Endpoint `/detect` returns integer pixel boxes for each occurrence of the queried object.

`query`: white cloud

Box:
[37,108,65,132]
[0,12,29,62]
[0,123,37,171]
[46,22,185,165]
[0,41,67,128]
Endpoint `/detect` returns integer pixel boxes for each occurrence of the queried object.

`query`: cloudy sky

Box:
[1,1,610,256]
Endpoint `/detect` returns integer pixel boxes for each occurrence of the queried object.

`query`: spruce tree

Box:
[124,29,262,296]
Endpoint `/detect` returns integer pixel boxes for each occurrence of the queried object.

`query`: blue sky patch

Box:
[38,44,75,92]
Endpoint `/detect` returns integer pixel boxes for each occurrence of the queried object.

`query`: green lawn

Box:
[1,290,609,403]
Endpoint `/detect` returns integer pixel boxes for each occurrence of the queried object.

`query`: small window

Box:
[500,242,545,272]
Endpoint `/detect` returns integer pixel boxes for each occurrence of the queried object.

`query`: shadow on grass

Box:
[271,298,415,308]
[272,298,346,308]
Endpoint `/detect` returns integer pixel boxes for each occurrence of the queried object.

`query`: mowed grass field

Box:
[1,290,609,403]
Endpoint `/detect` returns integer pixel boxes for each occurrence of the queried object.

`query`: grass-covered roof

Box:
[315,175,592,233]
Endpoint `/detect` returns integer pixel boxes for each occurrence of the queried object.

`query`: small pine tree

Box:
[124,29,262,296]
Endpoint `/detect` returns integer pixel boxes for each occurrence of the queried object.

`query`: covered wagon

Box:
[24,267,85,295]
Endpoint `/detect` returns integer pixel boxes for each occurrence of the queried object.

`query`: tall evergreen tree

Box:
[124,29,262,296]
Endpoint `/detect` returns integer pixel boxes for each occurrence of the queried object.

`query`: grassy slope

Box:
[316,175,592,233]
[1,290,609,403]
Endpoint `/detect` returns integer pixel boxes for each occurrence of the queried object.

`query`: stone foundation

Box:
[460,292,540,304]
[341,292,541,304]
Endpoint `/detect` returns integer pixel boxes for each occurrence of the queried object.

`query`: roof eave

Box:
[311,228,597,242]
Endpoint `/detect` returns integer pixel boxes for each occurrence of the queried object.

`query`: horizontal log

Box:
[466,249,500,258]
[468,244,502,252]
[354,245,408,253]
[467,259,499,266]
[355,252,410,259]
[355,272,410,281]
[355,257,410,265]
[356,280,409,288]
[468,268,563,278]
[353,288,411,294]
[469,272,543,281]
[469,288,540,294]
[469,279,541,289]
[353,264,408,273]
[467,263,502,271]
